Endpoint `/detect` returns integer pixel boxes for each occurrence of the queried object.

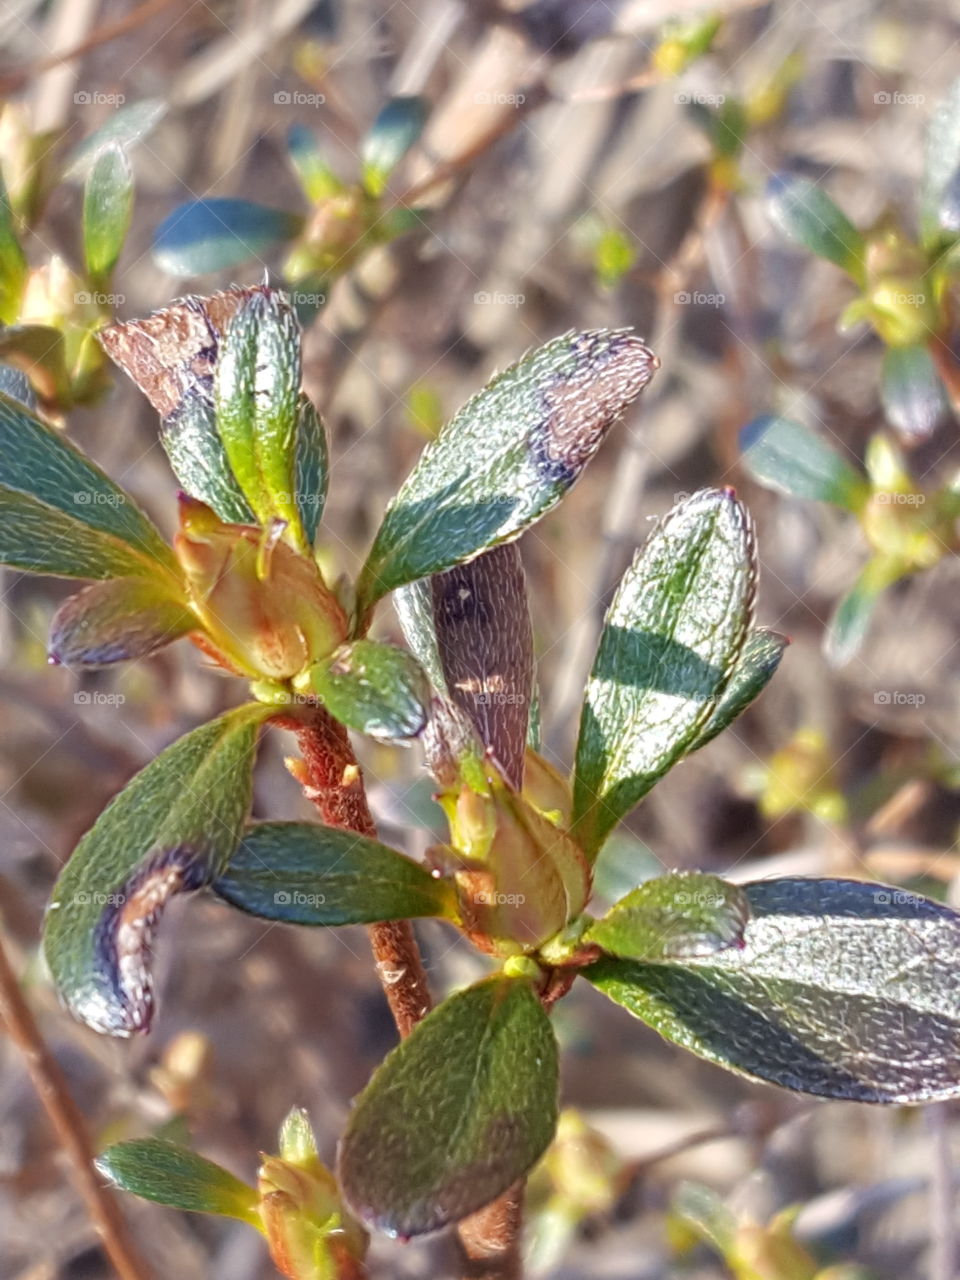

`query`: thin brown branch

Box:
[281,705,432,1039]
[0,933,152,1280]
[456,1183,524,1280]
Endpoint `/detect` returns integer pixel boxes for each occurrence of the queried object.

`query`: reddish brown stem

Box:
[0,933,152,1280]
[282,707,432,1038]
[456,1184,524,1280]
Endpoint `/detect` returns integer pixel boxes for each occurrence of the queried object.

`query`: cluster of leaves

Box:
[7,284,960,1276]
[766,79,960,441]
[153,96,429,309]
[0,101,167,411]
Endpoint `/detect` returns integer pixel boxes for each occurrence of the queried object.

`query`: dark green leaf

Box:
[572,489,756,859]
[161,391,256,524]
[338,976,558,1236]
[49,577,195,667]
[97,1138,259,1224]
[153,199,303,277]
[739,415,868,511]
[356,330,658,614]
[881,344,948,442]
[82,143,133,285]
[212,821,457,924]
[0,390,176,577]
[766,175,866,283]
[585,872,750,961]
[585,877,960,1103]
[825,557,903,667]
[43,704,269,1035]
[361,96,429,196]
[688,628,788,752]
[922,77,960,247]
[305,640,430,742]
[64,100,167,180]
[214,289,309,548]
[0,172,26,324]
[293,394,328,545]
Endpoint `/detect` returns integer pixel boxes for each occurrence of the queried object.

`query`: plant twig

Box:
[456,1183,524,1280]
[282,705,432,1038]
[0,932,152,1280]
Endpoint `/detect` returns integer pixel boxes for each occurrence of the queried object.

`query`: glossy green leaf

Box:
[361,95,428,196]
[739,415,868,511]
[427,544,534,790]
[214,289,310,548]
[97,1138,259,1224]
[48,577,195,667]
[212,821,457,924]
[0,172,26,324]
[356,330,658,614]
[572,489,756,858]
[881,343,948,441]
[688,628,788,752]
[293,394,328,545]
[338,976,558,1236]
[585,877,960,1103]
[43,704,269,1035]
[585,872,750,961]
[825,557,903,667]
[82,144,133,285]
[287,124,342,203]
[64,99,167,180]
[161,391,256,524]
[922,77,960,247]
[305,640,431,742]
[766,175,866,283]
[0,390,176,577]
[0,364,34,407]
[153,199,304,277]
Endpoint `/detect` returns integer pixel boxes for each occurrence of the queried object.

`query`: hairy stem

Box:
[284,706,432,1038]
[456,1184,523,1280]
[0,933,152,1280]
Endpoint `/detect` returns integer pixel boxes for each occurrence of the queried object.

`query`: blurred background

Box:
[3,0,960,1276]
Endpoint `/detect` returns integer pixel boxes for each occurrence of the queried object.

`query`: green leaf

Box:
[64,99,167,180]
[287,124,342,203]
[0,390,176,578]
[43,704,269,1035]
[153,199,304,276]
[881,343,948,442]
[0,324,71,406]
[0,172,27,324]
[739,415,868,511]
[161,392,256,524]
[304,640,431,742]
[429,544,535,790]
[825,557,904,667]
[585,877,960,1103]
[922,77,960,248]
[293,394,328,545]
[82,143,133,286]
[48,577,195,667]
[338,976,558,1236]
[97,1138,260,1224]
[688,628,788,752]
[766,175,866,283]
[212,821,457,924]
[572,489,756,859]
[585,872,750,961]
[214,289,310,548]
[361,96,428,196]
[356,330,658,614]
